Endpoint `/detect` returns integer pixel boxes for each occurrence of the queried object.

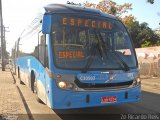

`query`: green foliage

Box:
[147,0,154,4]
[126,21,160,48]
[156,40,160,45]
[141,41,151,47]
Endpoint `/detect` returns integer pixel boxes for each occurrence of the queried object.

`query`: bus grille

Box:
[75,79,133,89]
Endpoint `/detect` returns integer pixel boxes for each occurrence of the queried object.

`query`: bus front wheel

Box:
[18,67,23,84]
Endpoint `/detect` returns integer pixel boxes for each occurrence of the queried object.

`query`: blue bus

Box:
[13,3,141,109]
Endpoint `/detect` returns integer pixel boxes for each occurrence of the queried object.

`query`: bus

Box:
[13,3,141,109]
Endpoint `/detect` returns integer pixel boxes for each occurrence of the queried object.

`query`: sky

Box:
[1,0,160,53]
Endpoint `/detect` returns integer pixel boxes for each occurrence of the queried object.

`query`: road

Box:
[2,68,160,120]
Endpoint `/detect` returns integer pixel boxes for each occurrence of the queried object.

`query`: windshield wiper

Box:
[81,32,106,73]
[95,32,105,60]
[97,31,130,71]
[108,50,130,71]
[82,31,130,73]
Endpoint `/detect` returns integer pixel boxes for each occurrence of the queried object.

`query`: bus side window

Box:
[38,33,48,67]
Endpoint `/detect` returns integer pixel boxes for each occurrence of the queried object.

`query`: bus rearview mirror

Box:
[42,15,52,34]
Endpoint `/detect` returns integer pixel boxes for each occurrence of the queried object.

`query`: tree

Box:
[127,21,160,47]
[147,0,154,4]
[84,0,132,19]
[121,15,135,26]
[84,0,160,47]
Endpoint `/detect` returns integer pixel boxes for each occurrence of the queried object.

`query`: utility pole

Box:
[0,0,5,71]
[3,26,9,59]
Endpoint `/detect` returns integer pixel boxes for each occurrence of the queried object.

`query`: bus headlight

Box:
[58,81,67,89]
[136,78,141,85]
[133,78,141,86]
[57,81,74,90]
[132,71,141,86]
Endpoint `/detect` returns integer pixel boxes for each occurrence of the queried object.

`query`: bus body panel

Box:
[52,83,141,109]
[17,56,47,103]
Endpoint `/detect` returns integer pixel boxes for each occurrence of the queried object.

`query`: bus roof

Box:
[43,4,117,20]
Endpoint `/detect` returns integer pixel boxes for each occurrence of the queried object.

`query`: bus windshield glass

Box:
[52,15,137,70]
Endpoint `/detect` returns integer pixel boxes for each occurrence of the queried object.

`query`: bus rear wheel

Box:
[31,71,35,92]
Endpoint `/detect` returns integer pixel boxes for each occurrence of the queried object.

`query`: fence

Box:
[136,46,160,78]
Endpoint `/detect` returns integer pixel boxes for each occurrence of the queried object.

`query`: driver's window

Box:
[114,31,132,56]
[114,32,126,50]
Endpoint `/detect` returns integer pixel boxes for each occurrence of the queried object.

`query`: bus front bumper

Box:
[53,85,141,109]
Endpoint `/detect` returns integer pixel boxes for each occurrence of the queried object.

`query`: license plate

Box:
[101,96,117,103]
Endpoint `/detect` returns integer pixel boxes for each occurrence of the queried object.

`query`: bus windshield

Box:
[52,15,137,71]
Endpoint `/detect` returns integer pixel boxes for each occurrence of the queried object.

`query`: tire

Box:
[31,72,35,92]
[18,67,23,84]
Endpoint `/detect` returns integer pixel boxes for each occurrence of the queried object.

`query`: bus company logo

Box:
[105,74,116,83]
[27,59,30,67]
[109,74,116,81]
[105,79,110,83]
